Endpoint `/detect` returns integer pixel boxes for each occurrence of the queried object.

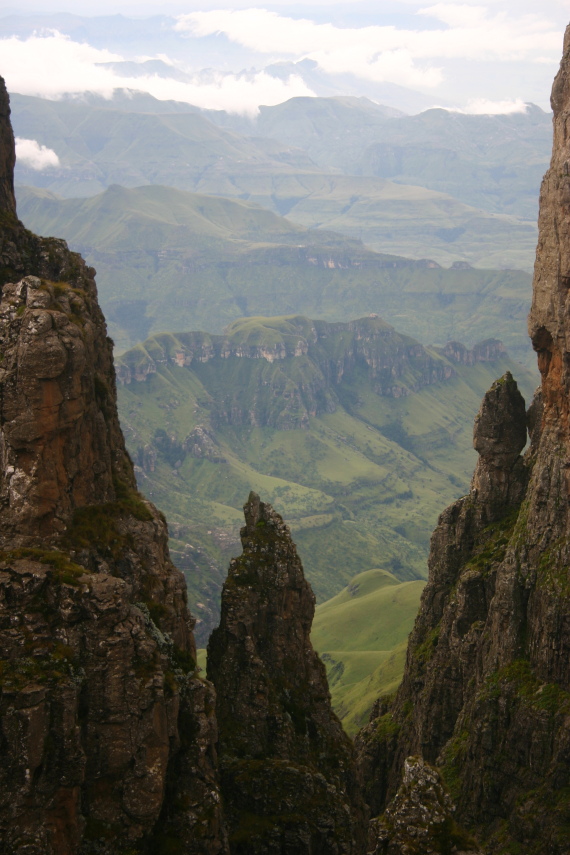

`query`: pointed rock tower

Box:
[356,26,570,855]
[208,492,366,853]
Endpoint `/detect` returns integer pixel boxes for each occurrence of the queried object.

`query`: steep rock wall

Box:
[355,28,570,855]
[0,76,226,855]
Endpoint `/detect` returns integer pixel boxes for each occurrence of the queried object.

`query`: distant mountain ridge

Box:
[16,182,534,364]
[12,92,541,271]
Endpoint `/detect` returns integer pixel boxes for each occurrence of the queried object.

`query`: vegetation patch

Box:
[373,712,400,743]
[64,478,153,558]
[413,624,441,665]
[482,659,570,714]
[0,547,87,586]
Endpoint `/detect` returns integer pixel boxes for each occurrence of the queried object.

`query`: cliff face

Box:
[208,492,366,853]
[356,28,570,855]
[117,317,504,430]
[0,77,226,855]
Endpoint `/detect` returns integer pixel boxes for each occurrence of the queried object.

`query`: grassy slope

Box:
[312,568,424,735]
[17,184,534,365]
[116,318,536,645]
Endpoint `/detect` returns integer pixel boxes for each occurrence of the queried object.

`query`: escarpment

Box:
[0,76,227,854]
[356,27,570,855]
[208,492,367,853]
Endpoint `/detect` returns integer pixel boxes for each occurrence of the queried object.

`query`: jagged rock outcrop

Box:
[441,339,506,366]
[367,757,481,855]
[0,77,227,854]
[208,492,367,853]
[356,28,570,855]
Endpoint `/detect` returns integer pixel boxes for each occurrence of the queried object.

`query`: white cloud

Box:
[0,31,315,115]
[441,97,530,115]
[15,137,60,170]
[175,6,562,89]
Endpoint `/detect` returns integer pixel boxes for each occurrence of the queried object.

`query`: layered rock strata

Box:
[356,27,570,854]
[208,492,366,854]
[0,76,226,855]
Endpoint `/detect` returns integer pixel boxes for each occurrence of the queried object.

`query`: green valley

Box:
[116,314,535,645]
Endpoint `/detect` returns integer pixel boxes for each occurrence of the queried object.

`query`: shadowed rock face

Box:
[0,76,227,855]
[355,27,570,855]
[208,492,367,854]
[0,78,15,218]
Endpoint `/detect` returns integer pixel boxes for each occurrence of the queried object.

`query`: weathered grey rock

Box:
[470,372,528,516]
[208,492,367,854]
[367,757,481,855]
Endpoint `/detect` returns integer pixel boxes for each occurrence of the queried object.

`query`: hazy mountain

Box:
[11,93,540,269]
[230,99,551,219]
[17,183,534,365]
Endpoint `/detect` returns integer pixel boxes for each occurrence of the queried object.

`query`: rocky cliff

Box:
[208,492,366,853]
[0,75,226,855]
[355,27,570,855]
[116,316,505,430]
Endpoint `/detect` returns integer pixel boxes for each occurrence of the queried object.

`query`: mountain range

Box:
[12,92,545,270]
[17,182,535,365]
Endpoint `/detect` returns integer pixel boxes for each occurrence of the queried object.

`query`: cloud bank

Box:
[0,31,315,115]
[0,4,563,114]
[175,4,561,91]
[15,137,60,170]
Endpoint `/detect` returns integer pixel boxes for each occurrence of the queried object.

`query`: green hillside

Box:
[17,184,534,364]
[311,568,424,735]
[11,93,317,198]
[12,94,538,270]
[115,315,536,645]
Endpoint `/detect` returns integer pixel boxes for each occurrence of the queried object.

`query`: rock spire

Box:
[208,491,367,853]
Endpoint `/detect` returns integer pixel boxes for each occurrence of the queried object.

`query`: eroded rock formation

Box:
[208,492,366,854]
[367,757,481,855]
[356,26,570,855]
[0,76,226,855]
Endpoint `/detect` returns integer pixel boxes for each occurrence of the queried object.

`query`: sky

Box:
[1,0,568,123]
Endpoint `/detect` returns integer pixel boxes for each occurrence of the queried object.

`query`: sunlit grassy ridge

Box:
[311,569,423,734]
